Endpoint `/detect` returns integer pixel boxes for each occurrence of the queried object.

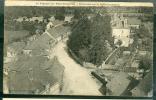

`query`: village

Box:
[3,7,153,96]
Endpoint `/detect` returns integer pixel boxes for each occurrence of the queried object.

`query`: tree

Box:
[89,33,108,66]
[67,16,91,62]
[54,8,65,20]
[73,9,85,19]
[89,14,111,65]
[139,55,152,71]
[68,13,112,66]
[133,24,153,51]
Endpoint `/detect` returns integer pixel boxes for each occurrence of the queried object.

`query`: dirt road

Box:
[54,42,102,95]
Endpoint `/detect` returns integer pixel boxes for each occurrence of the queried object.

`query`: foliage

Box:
[73,9,83,19]
[54,8,65,20]
[139,55,152,71]
[68,16,91,62]
[68,14,112,66]
[89,14,112,66]
[132,24,153,51]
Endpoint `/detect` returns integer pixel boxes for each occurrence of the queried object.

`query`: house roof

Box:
[50,20,63,26]
[47,25,71,38]
[127,17,141,25]
[5,30,30,44]
[8,41,26,54]
[24,33,55,50]
[42,56,65,83]
[64,16,73,21]
[106,72,131,96]
[8,56,58,94]
[131,71,153,96]
[114,58,126,67]
[29,16,43,22]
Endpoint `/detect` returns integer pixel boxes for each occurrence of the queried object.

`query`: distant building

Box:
[29,16,44,22]
[42,56,65,94]
[50,20,63,26]
[47,25,71,42]
[46,22,54,30]
[127,17,141,29]
[7,42,25,59]
[111,13,141,47]
[138,51,149,56]
[5,30,30,45]
[123,51,131,56]
[64,15,73,23]
[131,60,139,68]
[111,13,141,29]
[24,33,56,57]
[14,17,28,22]
[112,28,133,47]
[48,16,55,22]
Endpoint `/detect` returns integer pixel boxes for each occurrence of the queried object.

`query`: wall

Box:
[112,28,131,47]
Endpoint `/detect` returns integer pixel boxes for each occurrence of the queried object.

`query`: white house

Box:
[48,16,55,22]
[112,28,133,47]
[22,49,32,56]
[111,14,136,47]
[15,17,27,22]
[29,16,44,22]
[64,15,73,22]
[46,22,54,30]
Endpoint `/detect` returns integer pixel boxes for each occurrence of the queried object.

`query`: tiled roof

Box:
[47,26,71,38]
[51,20,63,26]
[42,56,65,83]
[127,17,141,25]
[131,71,152,96]
[24,33,55,50]
[8,41,26,54]
[106,72,131,96]
[5,30,30,44]
[8,56,61,94]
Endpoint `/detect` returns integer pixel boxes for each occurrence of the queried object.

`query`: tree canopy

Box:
[139,54,152,71]
[132,24,153,51]
[68,14,112,66]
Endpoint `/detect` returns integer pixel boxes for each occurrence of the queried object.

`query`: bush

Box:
[139,56,152,71]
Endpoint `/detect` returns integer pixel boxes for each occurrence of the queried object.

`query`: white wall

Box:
[112,28,131,47]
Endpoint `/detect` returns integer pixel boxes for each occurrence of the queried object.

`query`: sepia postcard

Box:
[2,98,154,100]
[3,1,153,97]
[2,99,154,100]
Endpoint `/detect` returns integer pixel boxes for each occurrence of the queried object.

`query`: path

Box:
[54,42,102,95]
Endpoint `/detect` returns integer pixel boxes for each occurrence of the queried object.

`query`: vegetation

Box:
[4,7,94,34]
[54,8,65,20]
[5,20,46,36]
[139,55,152,71]
[5,7,93,20]
[68,14,113,66]
[132,24,153,51]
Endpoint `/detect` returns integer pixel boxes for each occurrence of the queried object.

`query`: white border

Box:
[5,1,154,7]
